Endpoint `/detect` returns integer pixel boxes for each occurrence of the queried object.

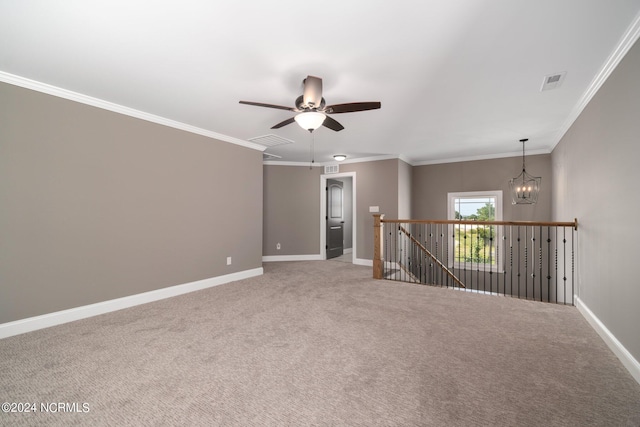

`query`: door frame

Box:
[320,171,356,261]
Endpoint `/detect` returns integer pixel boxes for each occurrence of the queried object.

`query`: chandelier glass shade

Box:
[509,139,541,205]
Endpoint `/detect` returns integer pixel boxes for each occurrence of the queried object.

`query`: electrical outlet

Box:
[276,243,281,250]
[226,257,232,265]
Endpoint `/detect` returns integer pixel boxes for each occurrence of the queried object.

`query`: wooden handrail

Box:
[398,225,465,288]
[381,218,578,230]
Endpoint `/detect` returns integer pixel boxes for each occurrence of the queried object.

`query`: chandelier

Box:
[509,138,541,205]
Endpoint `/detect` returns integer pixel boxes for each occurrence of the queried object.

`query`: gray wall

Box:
[0,82,263,324]
[263,165,322,256]
[338,159,400,260]
[263,159,401,261]
[552,39,640,361]
[263,155,554,262]
[398,159,412,219]
[412,154,552,221]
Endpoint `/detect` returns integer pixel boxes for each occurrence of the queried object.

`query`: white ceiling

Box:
[2,1,640,164]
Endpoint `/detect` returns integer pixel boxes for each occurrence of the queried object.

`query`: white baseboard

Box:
[0,267,264,340]
[576,296,640,385]
[262,254,324,262]
[344,248,353,254]
[353,258,373,267]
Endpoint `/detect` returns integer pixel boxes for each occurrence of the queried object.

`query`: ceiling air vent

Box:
[325,165,339,174]
[248,134,294,148]
[540,71,566,92]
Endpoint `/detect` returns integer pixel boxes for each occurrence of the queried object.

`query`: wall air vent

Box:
[248,134,294,148]
[540,71,567,91]
[325,165,339,174]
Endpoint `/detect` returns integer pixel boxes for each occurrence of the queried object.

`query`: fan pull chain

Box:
[309,130,315,169]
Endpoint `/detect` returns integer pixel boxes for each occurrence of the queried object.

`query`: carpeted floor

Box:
[1,261,639,426]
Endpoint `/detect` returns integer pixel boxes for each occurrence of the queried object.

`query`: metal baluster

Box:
[468,223,473,292]
[400,224,403,282]
[571,226,575,306]
[450,223,455,288]
[436,224,442,286]
[421,224,425,284]
[481,225,486,294]
[530,226,536,300]
[538,226,543,301]
[546,227,552,303]
[510,226,514,297]
[440,224,453,287]
[517,226,521,298]
[461,224,465,289]
[433,223,437,286]
[385,226,390,280]
[403,223,407,282]
[393,226,397,281]
[529,226,533,299]
[492,225,496,294]
[525,226,529,299]
[553,231,560,303]
[563,227,567,305]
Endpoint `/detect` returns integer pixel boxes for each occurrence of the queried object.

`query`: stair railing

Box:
[373,214,578,305]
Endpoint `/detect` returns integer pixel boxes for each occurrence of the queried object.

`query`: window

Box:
[447,191,503,272]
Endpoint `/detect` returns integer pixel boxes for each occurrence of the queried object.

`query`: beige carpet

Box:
[1,261,639,426]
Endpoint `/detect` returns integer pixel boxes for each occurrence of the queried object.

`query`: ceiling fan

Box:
[239,75,381,132]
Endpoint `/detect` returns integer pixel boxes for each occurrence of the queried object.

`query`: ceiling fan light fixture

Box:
[333,154,347,161]
[294,111,326,131]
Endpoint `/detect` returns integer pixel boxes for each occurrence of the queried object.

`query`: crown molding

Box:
[412,148,551,166]
[264,149,556,168]
[0,71,266,152]
[338,154,400,165]
[553,10,640,148]
[262,161,324,167]
[263,154,404,167]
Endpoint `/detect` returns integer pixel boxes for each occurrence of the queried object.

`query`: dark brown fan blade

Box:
[322,116,344,132]
[271,117,296,129]
[327,102,381,114]
[239,101,296,111]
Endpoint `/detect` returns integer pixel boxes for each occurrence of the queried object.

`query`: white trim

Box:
[576,296,640,385]
[0,71,265,153]
[263,161,323,167]
[320,172,357,261]
[266,154,406,167]
[413,148,551,166]
[344,248,353,254]
[553,11,640,149]
[262,254,323,262]
[334,154,399,165]
[266,149,554,168]
[264,150,559,168]
[0,267,264,340]
[353,258,373,267]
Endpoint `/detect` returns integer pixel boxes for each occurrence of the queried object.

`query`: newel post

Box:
[373,214,385,279]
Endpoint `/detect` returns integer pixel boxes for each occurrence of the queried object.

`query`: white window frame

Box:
[447,191,504,272]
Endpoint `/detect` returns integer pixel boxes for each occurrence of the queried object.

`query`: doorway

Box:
[326,178,344,259]
[320,172,355,263]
